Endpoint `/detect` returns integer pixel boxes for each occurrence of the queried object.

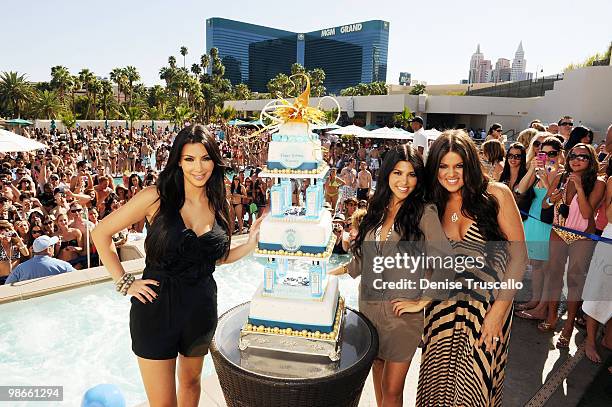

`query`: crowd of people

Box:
[1,114,610,406]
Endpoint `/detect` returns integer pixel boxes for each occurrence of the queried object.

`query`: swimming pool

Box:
[0,255,356,406]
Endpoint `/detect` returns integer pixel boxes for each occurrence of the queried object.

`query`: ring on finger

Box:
[493,336,500,342]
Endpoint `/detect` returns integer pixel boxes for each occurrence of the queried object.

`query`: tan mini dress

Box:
[347,204,452,362]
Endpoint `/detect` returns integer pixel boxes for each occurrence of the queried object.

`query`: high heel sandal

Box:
[537,321,556,332]
[557,334,571,349]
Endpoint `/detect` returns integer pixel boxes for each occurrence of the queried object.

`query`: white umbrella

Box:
[369,127,414,140]
[328,124,371,137]
[0,129,48,152]
[424,128,442,139]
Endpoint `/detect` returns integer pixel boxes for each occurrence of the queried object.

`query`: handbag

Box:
[540,205,554,225]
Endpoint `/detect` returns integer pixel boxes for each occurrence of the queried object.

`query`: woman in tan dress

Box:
[332,144,452,407]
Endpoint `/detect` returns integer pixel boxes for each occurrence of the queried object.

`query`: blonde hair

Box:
[526,131,552,163]
[350,208,367,230]
[517,128,538,149]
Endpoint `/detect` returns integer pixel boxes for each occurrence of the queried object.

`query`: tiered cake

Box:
[239,84,344,361]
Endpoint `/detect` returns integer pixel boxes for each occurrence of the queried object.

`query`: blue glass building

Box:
[205,18,389,93]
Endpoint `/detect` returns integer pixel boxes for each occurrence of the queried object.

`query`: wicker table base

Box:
[211,302,378,407]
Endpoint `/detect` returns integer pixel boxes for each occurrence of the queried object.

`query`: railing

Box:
[466,74,564,98]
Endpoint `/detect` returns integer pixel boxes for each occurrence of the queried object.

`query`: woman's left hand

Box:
[478,308,505,353]
[568,173,583,190]
[391,298,430,316]
[247,213,266,244]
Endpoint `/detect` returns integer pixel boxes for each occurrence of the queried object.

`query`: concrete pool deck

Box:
[1,236,608,406]
[133,315,610,407]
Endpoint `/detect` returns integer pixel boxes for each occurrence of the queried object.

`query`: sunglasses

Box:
[532,140,542,148]
[71,209,82,213]
[32,230,42,234]
[541,150,559,157]
[568,153,590,162]
[507,153,523,160]
[560,122,574,127]
[43,221,53,225]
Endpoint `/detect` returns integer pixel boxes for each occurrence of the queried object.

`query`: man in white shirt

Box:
[410,116,428,159]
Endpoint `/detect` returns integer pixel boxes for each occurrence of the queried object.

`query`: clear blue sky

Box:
[2,0,610,86]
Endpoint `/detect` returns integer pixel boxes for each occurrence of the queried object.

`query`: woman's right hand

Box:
[328,264,348,276]
[128,279,160,303]
[549,188,563,203]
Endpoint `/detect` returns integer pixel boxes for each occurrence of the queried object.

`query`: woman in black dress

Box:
[93,124,264,407]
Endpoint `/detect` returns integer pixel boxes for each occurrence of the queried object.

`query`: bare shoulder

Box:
[487,181,513,200]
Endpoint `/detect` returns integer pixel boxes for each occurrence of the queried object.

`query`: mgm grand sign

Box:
[320,23,363,37]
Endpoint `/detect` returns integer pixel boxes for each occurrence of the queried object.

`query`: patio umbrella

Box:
[228,119,249,126]
[369,127,414,140]
[312,123,341,130]
[328,125,371,137]
[0,129,48,152]
[364,123,381,130]
[247,119,264,127]
[5,118,33,126]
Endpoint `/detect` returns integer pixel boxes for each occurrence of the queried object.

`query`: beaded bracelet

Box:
[119,274,135,296]
[115,273,131,292]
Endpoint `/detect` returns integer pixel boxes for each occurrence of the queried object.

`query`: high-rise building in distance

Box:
[468,42,530,83]
[205,18,390,93]
[468,44,484,84]
[510,41,527,81]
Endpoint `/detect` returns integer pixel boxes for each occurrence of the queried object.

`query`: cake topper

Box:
[259,73,340,132]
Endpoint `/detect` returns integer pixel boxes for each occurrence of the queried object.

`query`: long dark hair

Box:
[352,144,425,258]
[499,142,527,190]
[425,130,506,241]
[566,143,598,197]
[565,126,593,151]
[145,125,231,264]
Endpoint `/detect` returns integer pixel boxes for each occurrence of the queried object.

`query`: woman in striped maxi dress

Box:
[417,130,527,407]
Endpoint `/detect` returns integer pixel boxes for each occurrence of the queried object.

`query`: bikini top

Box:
[0,244,20,262]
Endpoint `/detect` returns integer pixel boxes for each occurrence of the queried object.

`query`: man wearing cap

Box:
[410,116,428,159]
[4,235,75,284]
[332,214,350,254]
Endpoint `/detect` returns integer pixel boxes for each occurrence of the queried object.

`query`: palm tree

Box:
[68,75,81,115]
[200,54,210,74]
[191,64,202,76]
[171,104,195,128]
[180,46,188,69]
[61,111,77,131]
[393,106,413,129]
[121,105,143,133]
[87,78,102,119]
[124,66,140,106]
[78,69,95,117]
[148,85,166,110]
[50,66,72,101]
[100,80,114,118]
[110,67,127,104]
[168,56,177,69]
[34,90,63,119]
[0,71,32,118]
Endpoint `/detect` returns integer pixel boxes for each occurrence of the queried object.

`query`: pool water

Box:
[0,255,356,406]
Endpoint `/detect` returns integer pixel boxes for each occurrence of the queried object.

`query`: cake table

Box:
[211,302,379,407]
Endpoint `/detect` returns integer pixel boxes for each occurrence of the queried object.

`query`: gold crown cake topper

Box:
[258,73,340,134]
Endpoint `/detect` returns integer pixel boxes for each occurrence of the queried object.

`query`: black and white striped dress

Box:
[416,222,511,407]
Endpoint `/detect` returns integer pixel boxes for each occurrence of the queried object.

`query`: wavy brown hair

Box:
[425,130,506,241]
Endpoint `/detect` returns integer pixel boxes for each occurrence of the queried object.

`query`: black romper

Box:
[129,212,229,360]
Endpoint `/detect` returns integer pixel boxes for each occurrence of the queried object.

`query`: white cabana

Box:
[328,124,371,137]
[0,129,48,152]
